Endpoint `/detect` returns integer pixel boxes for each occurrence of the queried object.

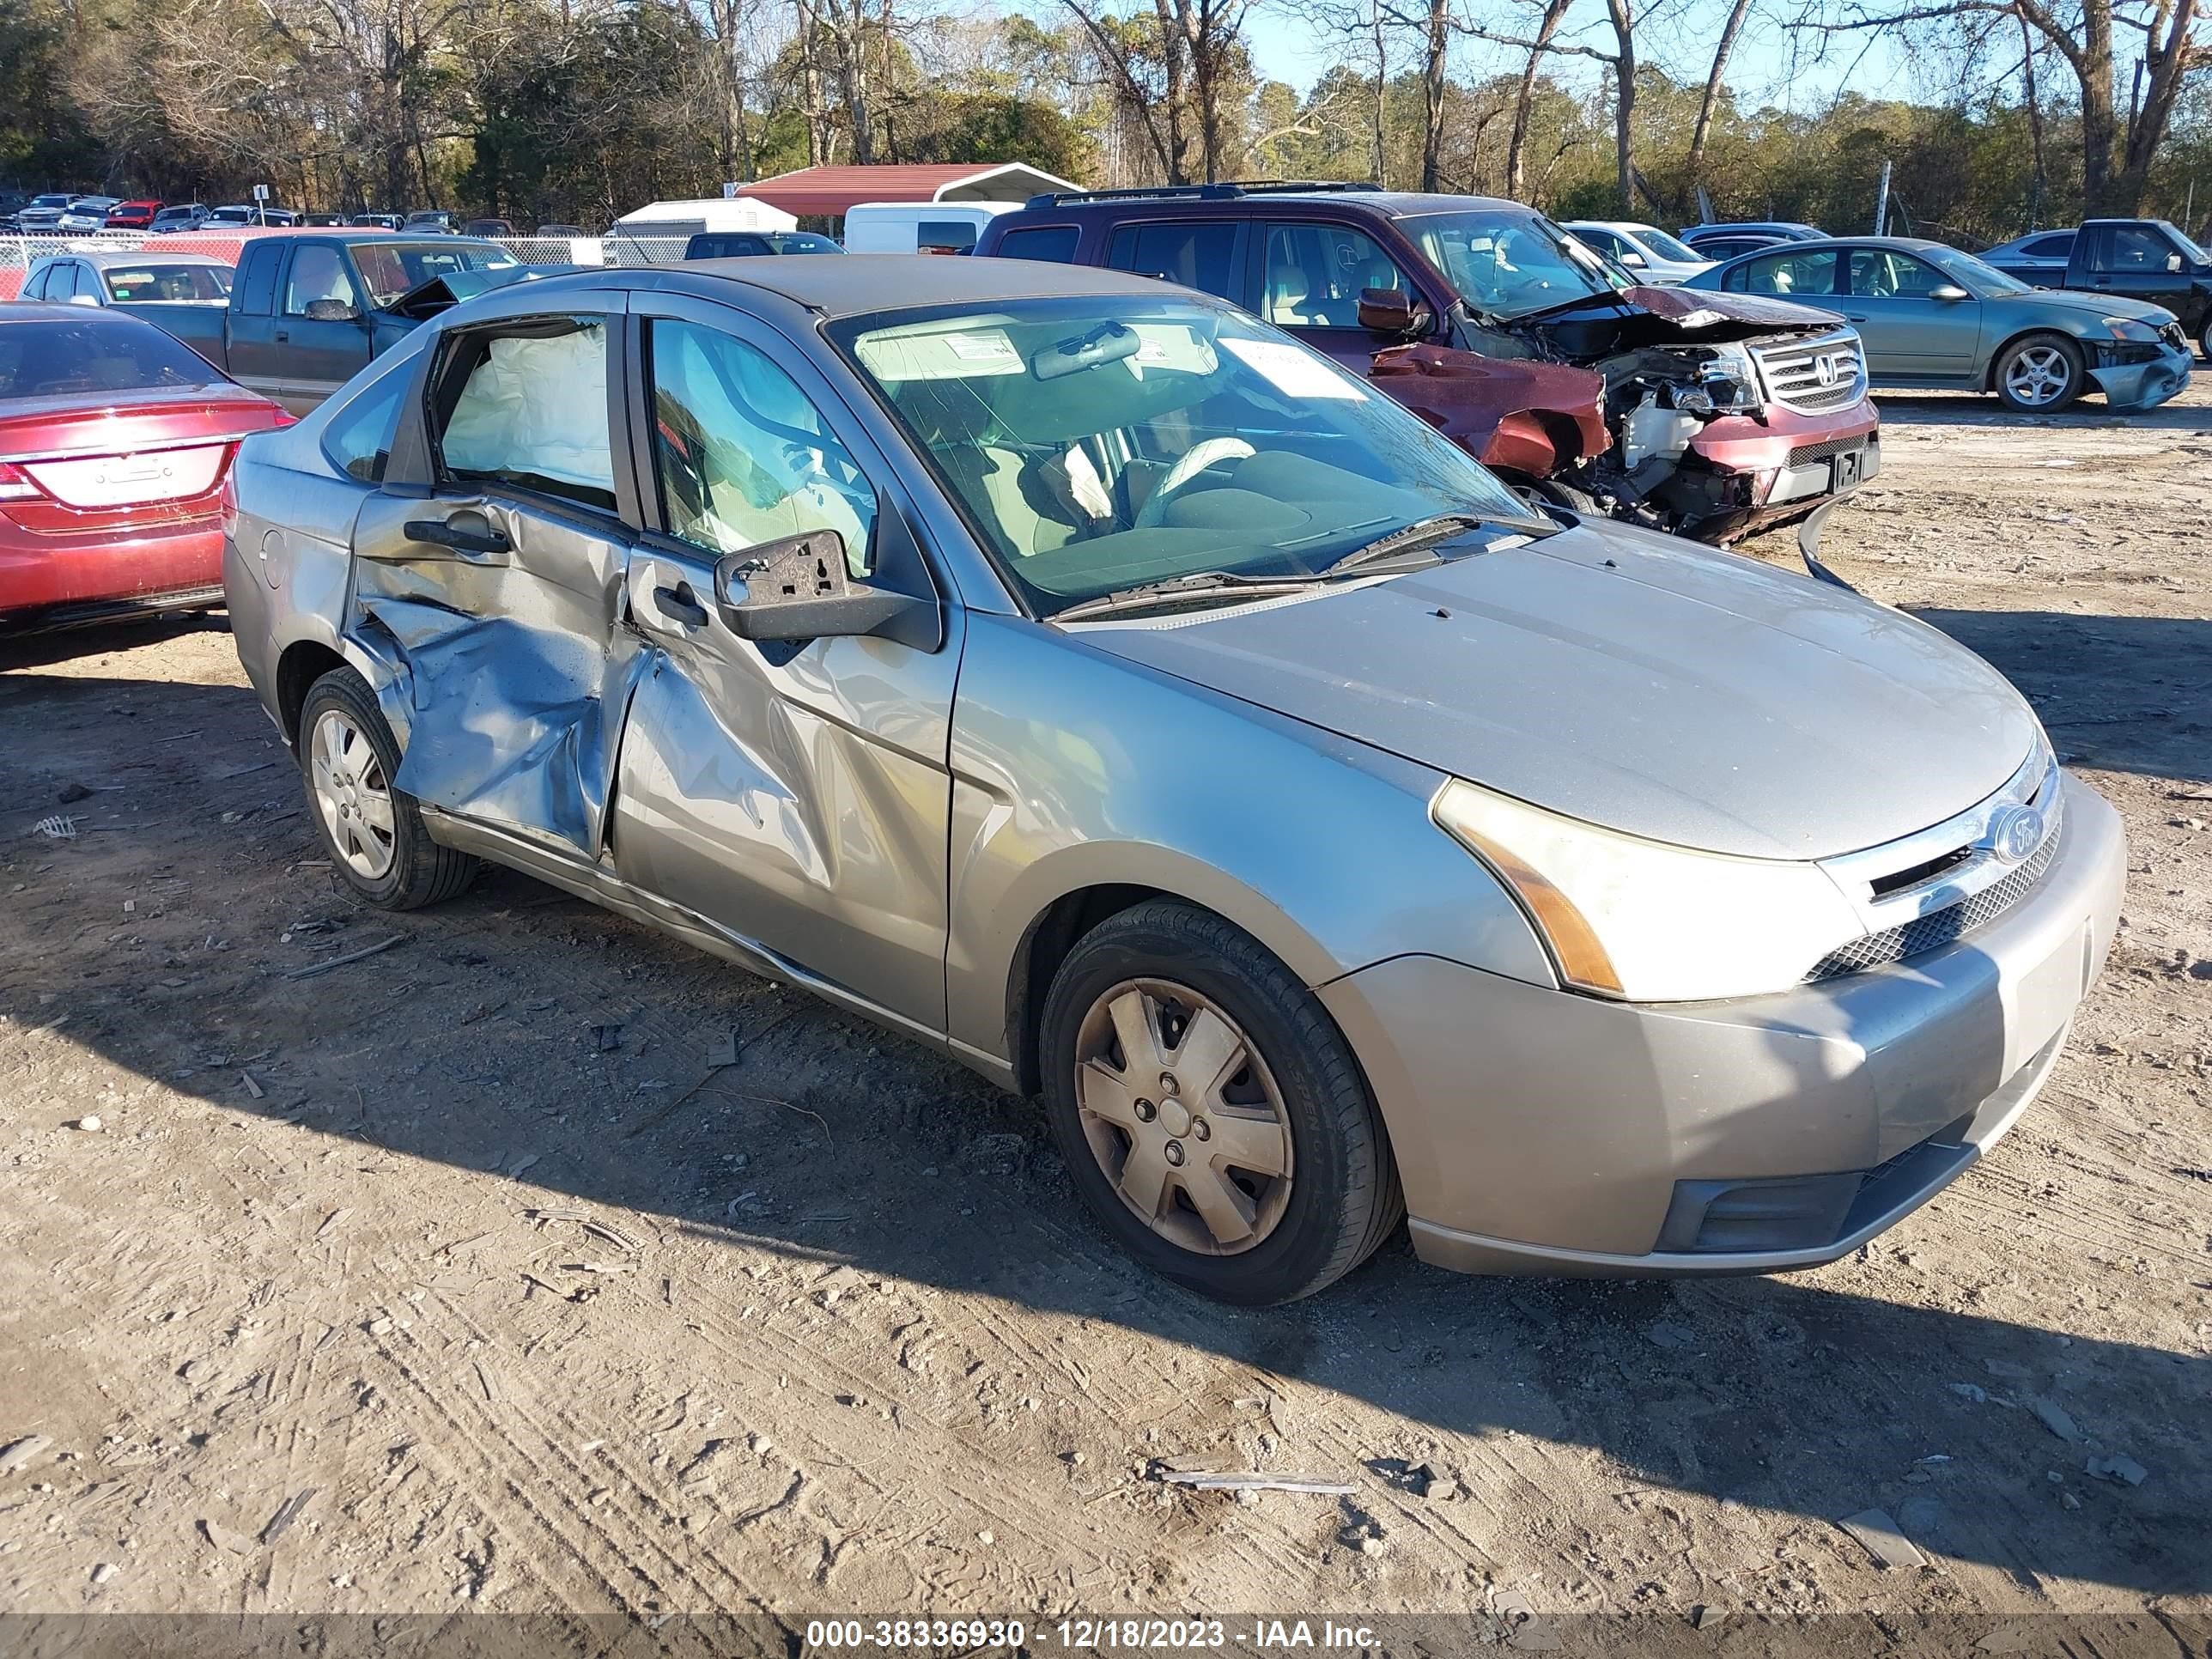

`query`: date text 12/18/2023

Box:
[801,1619,1379,1650]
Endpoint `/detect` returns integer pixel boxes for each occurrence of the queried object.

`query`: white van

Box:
[841,201,1021,255]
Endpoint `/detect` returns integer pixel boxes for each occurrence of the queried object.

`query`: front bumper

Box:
[1319,773,2125,1275]
[2087,343,2192,411]
[1672,396,1881,542]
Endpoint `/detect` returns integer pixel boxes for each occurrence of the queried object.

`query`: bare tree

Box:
[1687,0,1753,187]
[1808,0,2209,213]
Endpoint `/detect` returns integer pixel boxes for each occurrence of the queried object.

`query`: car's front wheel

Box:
[298,665,478,909]
[1039,900,1402,1304]
[1994,331,2085,412]
[2197,314,2212,365]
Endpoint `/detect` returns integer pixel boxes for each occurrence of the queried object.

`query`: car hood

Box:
[2008,287,2179,326]
[1073,525,2039,860]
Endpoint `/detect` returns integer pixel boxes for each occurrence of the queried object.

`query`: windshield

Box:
[31,195,71,209]
[769,233,841,254]
[350,240,520,307]
[829,296,1543,619]
[1401,209,1622,319]
[1928,246,2031,296]
[0,316,225,399]
[1628,225,1705,264]
[151,208,198,224]
[104,264,231,301]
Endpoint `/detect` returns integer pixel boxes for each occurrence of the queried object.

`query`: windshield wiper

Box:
[1322,514,1510,577]
[1050,570,1322,623]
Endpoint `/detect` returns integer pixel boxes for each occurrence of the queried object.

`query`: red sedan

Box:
[0,307,290,630]
[105,198,164,230]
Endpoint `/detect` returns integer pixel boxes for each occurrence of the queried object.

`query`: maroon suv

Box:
[977,182,1880,544]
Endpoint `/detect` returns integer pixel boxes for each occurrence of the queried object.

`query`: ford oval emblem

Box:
[1989,805,2044,864]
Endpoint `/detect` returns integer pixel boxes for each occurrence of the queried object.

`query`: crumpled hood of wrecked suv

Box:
[1072,524,2040,861]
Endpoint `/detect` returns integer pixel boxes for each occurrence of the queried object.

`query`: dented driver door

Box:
[607,298,959,1036]
[349,293,647,864]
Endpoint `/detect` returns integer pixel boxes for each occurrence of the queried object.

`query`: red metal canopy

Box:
[740,163,1079,219]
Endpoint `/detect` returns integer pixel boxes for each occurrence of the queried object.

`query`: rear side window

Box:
[235,243,283,314]
[1106,221,1243,298]
[323,367,409,484]
[687,234,766,258]
[1739,248,1838,297]
[2020,233,2074,259]
[434,318,616,511]
[917,220,979,253]
[995,226,1080,264]
[0,316,223,399]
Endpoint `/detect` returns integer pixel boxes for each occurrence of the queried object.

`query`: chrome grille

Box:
[1806,819,2063,981]
[1753,333,1867,413]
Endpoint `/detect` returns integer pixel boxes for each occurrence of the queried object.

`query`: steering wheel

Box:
[1133,437,1256,528]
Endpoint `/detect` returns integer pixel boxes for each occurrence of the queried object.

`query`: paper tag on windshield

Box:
[1223,337,1368,400]
[945,331,1020,367]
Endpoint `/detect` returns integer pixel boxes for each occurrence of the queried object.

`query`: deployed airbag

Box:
[442,325,616,495]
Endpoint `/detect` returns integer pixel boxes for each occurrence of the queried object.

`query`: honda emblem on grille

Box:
[1988,805,2045,864]
[1814,353,1841,387]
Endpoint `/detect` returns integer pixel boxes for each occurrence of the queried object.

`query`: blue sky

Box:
[1224,4,1917,117]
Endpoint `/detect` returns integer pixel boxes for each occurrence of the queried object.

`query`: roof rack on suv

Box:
[1023,180,1382,209]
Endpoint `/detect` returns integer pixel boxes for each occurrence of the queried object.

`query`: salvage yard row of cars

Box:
[0,190,2135,1303]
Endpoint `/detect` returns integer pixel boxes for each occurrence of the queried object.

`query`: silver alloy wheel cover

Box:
[2002,343,2073,406]
[1073,978,1294,1256]
[309,708,398,880]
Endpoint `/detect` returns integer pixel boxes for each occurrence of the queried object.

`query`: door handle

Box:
[654,582,709,628]
[1843,313,1869,321]
[404,518,511,556]
[274,330,289,343]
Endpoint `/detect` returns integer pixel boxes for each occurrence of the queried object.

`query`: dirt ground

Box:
[3,384,2209,1653]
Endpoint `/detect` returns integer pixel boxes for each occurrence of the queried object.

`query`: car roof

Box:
[1,302,171,323]
[69,249,233,268]
[575,254,1200,318]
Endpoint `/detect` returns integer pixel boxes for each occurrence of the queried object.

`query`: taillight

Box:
[220,464,240,538]
[270,408,299,429]
[0,460,41,501]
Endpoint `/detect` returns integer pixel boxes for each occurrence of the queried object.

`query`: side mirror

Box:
[714,529,930,644]
[68,291,100,307]
[1357,287,1433,337]
[2168,252,2185,273]
[1620,250,1647,268]
[305,297,363,323]
[1929,284,1970,301]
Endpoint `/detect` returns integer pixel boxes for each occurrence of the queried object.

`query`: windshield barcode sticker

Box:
[1223,337,1368,400]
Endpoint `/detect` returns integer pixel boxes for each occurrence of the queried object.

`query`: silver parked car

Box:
[1684,235,2191,412]
[224,258,2124,1304]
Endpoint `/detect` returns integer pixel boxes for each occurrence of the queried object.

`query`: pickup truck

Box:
[1984,218,2212,360]
[130,231,554,414]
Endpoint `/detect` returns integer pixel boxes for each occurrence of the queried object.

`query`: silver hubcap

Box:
[2002,345,2072,406]
[1073,980,1292,1256]
[310,709,396,881]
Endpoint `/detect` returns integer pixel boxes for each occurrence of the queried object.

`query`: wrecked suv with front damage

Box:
[976,183,1877,544]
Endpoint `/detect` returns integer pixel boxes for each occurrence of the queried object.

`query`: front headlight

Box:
[2103,316,2161,341]
[1431,778,1865,1003]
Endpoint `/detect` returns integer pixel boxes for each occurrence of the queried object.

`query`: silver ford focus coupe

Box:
[223,258,2124,1304]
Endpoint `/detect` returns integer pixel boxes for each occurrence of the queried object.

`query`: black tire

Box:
[1992,331,2085,412]
[1510,475,1602,520]
[2198,315,2212,366]
[297,665,478,909]
[1038,900,1403,1304]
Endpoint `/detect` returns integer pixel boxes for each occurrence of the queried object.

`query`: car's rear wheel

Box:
[1994,332,2084,412]
[298,666,477,909]
[1038,900,1402,1304]
[2197,315,2212,365]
